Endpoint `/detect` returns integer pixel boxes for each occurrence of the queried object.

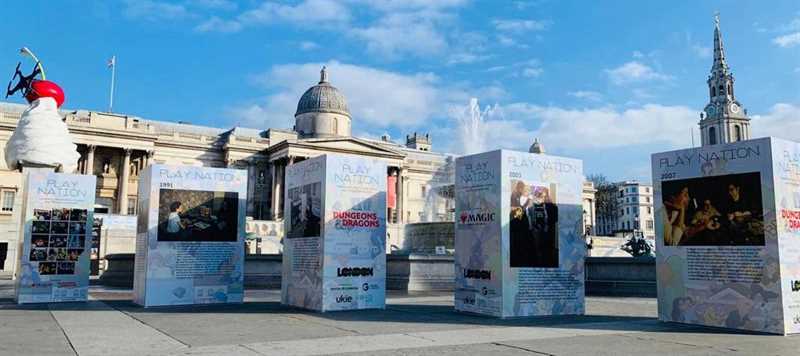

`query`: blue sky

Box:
[2,0,799,181]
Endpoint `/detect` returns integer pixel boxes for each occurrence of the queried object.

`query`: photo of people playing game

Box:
[286,182,322,239]
[509,180,559,268]
[157,189,239,242]
[662,172,765,246]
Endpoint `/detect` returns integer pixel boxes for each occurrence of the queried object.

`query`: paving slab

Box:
[0,306,75,356]
[49,301,186,356]
[3,279,800,356]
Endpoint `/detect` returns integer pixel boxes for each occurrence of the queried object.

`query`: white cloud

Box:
[354,0,468,11]
[605,61,672,85]
[239,0,351,26]
[347,11,453,58]
[752,103,800,140]
[187,0,237,11]
[568,91,603,102]
[691,45,712,58]
[124,0,192,21]
[773,32,800,48]
[492,103,698,150]
[492,19,550,32]
[447,52,491,65]
[233,61,449,130]
[195,16,242,33]
[299,41,320,51]
[521,67,543,78]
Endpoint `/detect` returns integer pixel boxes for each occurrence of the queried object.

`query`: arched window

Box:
[719,85,724,95]
[734,125,742,141]
[709,127,717,145]
[711,87,716,97]
[333,117,338,133]
[727,85,732,95]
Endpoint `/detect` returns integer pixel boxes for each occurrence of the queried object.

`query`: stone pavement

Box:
[1,280,799,355]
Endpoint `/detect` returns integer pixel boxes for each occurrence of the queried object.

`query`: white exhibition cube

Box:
[653,137,800,334]
[454,149,586,317]
[282,154,387,312]
[15,170,96,304]
[133,165,247,307]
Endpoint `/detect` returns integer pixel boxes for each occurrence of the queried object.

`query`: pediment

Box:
[269,136,405,160]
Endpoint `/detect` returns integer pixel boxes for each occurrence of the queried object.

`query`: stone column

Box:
[85,145,96,175]
[271,161,281,220]
[118,149,132,215]
[144,150,154,168]
[397,167,404,224]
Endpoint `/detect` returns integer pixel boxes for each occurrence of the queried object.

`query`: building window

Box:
[634,221,640,229]
[127,198,137,215]
[734,125,742,142]
[421,185,427,198]
[647,206,652,214]
[709,127,717,145]
[646,196,651,203]
[646,220,654,230]
[1,191,15,212]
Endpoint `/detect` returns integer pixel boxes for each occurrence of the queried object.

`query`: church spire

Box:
[699,13,750,147]
[711,13,729,75]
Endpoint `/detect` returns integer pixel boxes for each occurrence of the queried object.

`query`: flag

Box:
[107,56,116,69]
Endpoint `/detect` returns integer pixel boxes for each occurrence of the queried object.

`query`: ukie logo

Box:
[336,295,353,303]
[459,210,496,225]
[464,269,491,280]
[337,267,374,277]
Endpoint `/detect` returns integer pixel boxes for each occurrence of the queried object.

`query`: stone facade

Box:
[0,70,453,274]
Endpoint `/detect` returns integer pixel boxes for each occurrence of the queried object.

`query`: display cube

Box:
[653,137,800,334]
[133,165,247,307]
[454,149,585,317]
[282,154,387,312]
[15,170,96,304]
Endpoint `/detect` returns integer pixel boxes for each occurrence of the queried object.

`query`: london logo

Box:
[459,210,496,225]
[337,267,374,277]
[464,269,491,280]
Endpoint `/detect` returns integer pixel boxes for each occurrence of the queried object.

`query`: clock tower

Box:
[699,14,751,146]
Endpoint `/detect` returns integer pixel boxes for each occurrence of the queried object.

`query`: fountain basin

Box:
[402,222,454,254]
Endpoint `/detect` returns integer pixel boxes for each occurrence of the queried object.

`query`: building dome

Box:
[529,138,545,154]
[294,67,353,138]
[295,67,350,118]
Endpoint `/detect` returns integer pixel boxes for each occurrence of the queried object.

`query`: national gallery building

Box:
[0,68,455,274]
[0,67,597,275]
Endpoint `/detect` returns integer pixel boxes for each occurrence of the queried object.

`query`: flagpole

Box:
[108,56,116,113]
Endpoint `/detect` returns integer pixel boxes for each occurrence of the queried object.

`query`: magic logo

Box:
[658,145,761,168]
[459,210,496,225]
[459,161,494,185]
[159,169,238,183]
[507,156,579,174]
[334,164,378,188]
[37,179,88,198]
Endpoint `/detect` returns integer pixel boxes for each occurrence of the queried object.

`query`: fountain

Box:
[401,98,492,255]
